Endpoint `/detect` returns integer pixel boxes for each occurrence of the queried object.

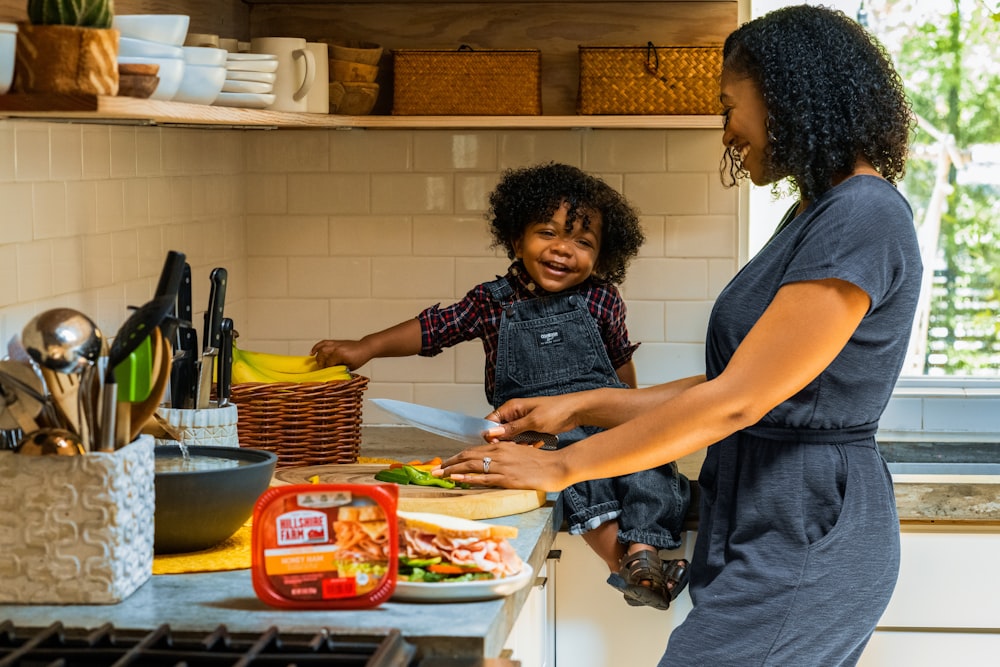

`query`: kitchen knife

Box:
[197,267,227,409]
[217,317,234,407]
[371,398,559,449]
[170,263,196,408]
[154,250,186,342]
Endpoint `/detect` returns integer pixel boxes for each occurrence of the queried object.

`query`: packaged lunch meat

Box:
[251,483,398,609]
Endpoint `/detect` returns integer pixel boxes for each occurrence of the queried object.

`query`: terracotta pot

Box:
[14,22,119,95]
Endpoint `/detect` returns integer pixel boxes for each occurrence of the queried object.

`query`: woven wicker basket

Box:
[392,46,541,115]
[578,43,723,115]
[229,374,369,467]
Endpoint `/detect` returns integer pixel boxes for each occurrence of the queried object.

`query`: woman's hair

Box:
[721,4,914,200]
[486,162,644,284]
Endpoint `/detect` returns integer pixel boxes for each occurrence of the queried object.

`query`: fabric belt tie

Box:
[741,420,879,445]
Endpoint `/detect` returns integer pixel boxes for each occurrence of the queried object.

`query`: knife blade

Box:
[371,398,558,449]
[217,317,233,407]
[154,250,186,343]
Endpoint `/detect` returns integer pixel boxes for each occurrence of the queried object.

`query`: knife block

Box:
[0,435,154,604]
[154,403,239,448]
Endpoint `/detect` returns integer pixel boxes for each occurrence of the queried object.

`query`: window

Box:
[747,0,1000,381]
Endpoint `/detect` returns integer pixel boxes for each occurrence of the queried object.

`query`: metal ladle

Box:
[21,308,104,449]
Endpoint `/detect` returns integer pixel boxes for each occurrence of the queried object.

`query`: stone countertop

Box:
[0,484,558,661]
[359,426,1000,527]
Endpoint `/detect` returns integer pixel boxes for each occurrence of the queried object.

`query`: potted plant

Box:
[14,0,119,95]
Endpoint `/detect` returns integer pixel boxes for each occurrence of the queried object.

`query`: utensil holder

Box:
[0,435,155,604]
[155,403,239,448]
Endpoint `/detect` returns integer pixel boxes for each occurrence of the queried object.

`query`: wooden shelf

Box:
[0,94,723,130]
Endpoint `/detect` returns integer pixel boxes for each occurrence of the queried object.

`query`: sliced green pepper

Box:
[374,468,411,484]
[402,464,456,489]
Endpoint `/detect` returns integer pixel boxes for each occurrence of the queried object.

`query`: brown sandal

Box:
[606,550,689,611]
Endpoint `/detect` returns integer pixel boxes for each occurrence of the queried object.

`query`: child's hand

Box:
[310,339,370,370]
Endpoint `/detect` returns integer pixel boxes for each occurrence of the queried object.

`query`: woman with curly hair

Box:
[438,5,920,664]
[313,162,691,609]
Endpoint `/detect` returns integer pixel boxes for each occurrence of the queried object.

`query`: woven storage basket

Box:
[392,46,541,115]
[578,43,723,115]
[229,374,369,467]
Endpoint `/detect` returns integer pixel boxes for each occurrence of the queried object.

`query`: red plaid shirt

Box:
[417,262,639,400]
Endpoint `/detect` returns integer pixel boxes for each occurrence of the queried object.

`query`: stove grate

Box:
[0,621,417,667]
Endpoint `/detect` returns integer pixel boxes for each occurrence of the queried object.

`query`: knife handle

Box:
[218,318,234,406]
[204,267,228,352]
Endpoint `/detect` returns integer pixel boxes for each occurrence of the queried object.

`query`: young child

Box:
[312,162,690,609]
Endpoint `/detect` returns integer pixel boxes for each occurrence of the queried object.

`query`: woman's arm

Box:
[448,278,871,491]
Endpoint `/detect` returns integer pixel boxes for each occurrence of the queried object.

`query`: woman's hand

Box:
[483,394,584,441]
[434,442,572,492]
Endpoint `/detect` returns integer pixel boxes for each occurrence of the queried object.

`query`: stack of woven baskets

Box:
[323,39,382,115]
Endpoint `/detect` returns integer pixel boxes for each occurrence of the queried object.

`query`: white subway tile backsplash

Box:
[372,256,454,299]
[32,181,67,239]
[15,126,51,181]
[289,257,371,298]
[625,172,711,216]
[1,125,746,426]
[497,131,583,168]
[414,132,498,171]
[626,258,709,300]
[371,173,452,214]
[49,125,83,181]
[288,173,370,214]
[584,130,668,173]
[330,130,412,172]
[413,216,495,256]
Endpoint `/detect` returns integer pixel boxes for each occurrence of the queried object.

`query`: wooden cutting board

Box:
[271,464,547,520]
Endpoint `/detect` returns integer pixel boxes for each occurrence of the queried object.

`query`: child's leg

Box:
[581,519,626,572]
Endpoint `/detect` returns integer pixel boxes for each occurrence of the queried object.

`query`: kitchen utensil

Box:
[170,262,196,408]
[14,427,85,456]
[371,398,558,449]
[217,318,234,407]
[0,377,41,434]
[0,360,52,426]
[130,328,172,442]
[114,334,153,403]
[101,294,176,451]
[273,464,547,520]
[154,250,187,341]
[20,309,103,445]
[22,308,104,376]
[197,267,227,409]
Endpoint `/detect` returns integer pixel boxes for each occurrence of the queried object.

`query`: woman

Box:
[437,5,920,664]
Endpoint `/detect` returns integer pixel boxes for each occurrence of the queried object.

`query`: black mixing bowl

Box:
[154,445,277,554]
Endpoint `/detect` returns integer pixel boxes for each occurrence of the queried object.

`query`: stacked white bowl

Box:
[113,15,190,101]
[173,46,227,105]
[214,53,278,109]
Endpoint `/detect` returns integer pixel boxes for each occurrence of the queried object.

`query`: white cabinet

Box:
[550,526,1000,667]
[551,531,694,667]
[504,558,557,667]
[857,526,1000,667]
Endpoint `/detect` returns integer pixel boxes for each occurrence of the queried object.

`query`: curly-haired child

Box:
[313,162,690,609]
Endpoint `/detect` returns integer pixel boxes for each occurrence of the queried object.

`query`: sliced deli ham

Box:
[398,511,524,579]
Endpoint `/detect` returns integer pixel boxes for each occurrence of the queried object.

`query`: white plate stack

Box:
[215,53,278,109]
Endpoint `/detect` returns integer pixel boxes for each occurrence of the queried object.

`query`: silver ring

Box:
[482,456,492,474]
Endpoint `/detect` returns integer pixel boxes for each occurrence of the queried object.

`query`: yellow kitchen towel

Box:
[152,520,253,574]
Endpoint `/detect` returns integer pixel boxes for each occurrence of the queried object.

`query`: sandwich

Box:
[396,510,524,583]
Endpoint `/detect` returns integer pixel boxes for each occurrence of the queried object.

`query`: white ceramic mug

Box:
[251,36,315,112]
[305,42,329,113]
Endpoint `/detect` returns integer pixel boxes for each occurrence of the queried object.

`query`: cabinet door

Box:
[859,630,1000,666]
[504,559,555,667]
[552,532,694,667]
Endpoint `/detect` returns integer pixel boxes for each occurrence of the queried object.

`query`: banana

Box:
[232,345,351,384]
[234,347,321,374]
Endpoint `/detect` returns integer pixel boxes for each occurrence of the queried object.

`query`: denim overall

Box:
[487,277,689,549]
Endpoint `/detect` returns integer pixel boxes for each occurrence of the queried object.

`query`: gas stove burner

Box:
[0,620,417,666]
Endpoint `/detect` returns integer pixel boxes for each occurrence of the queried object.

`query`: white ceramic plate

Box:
[224,69,276,84]
[391,563,533,603]
[225,58,279,73]
[222,79,273,94]
[213,92,275,109]
[226,52,278,61]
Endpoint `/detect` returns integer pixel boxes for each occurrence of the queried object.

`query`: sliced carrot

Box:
[427,563,470,574]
